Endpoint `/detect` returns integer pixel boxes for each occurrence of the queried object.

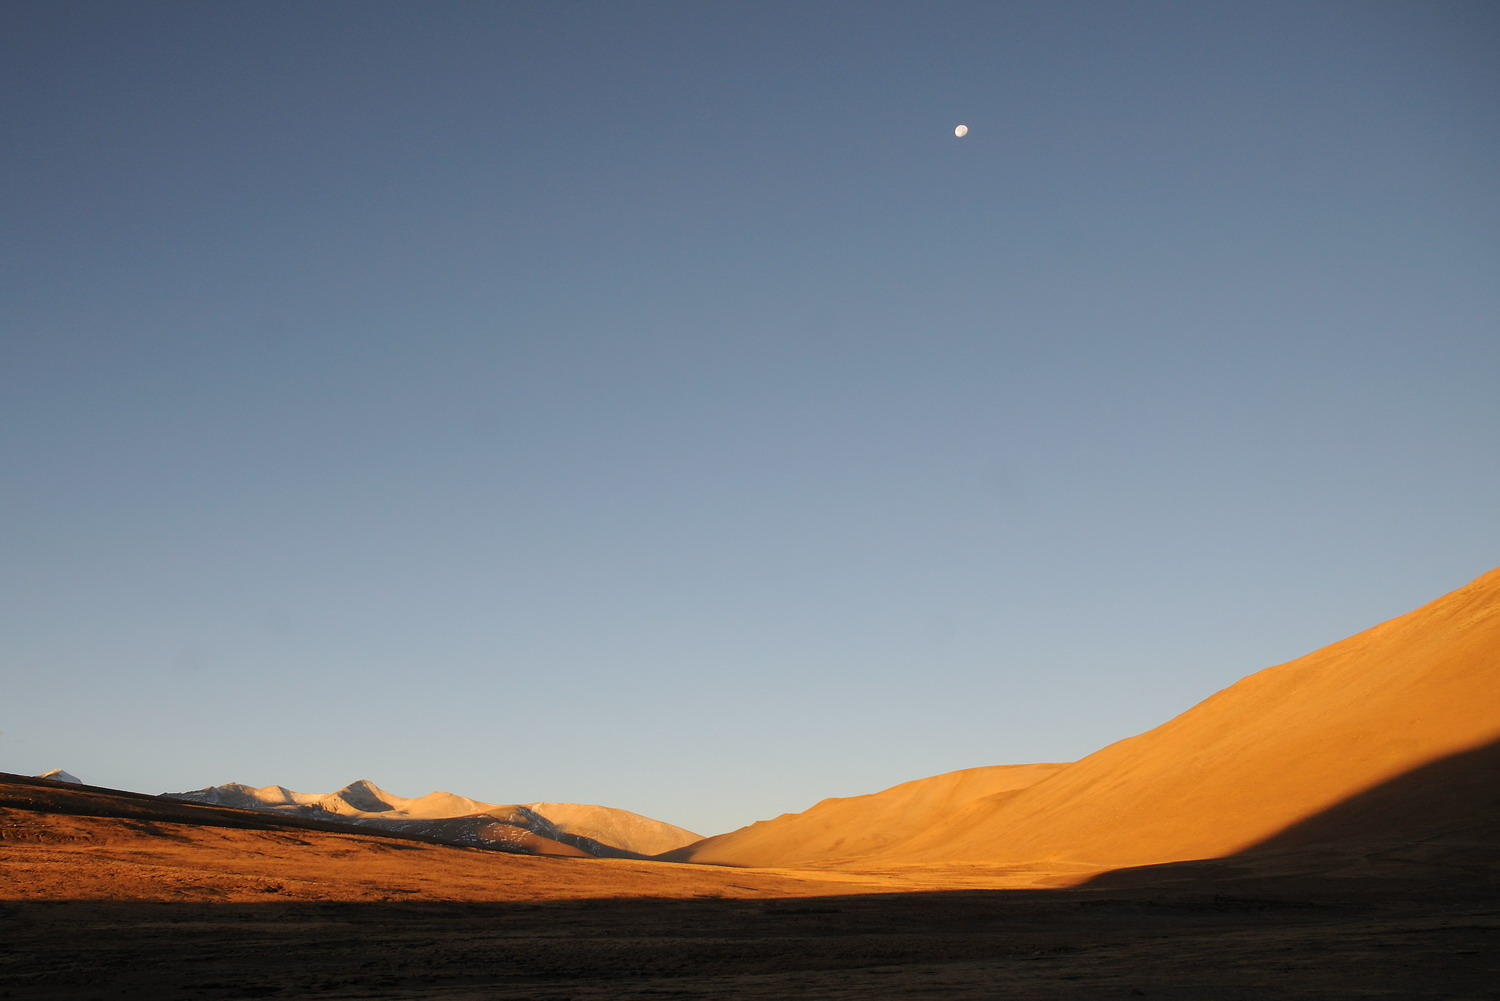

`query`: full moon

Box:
[954,124,969,138]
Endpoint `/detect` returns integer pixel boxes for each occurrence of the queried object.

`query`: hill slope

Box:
[676,568,1500,870]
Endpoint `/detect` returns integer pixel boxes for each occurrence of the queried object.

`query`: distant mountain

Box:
[672,568,1500,872]
[163,779,700,858]
[523,802,701,857]
[35,769,82,784]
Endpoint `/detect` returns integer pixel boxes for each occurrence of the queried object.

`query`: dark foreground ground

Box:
[5,879,1497,1001]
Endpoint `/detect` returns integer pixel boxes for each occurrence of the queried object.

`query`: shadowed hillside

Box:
[1078,734,1500,891]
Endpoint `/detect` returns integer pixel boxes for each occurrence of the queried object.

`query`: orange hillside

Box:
[675,568,1500,871]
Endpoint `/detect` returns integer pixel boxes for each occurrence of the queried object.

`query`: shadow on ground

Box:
[3,880,1497,1001]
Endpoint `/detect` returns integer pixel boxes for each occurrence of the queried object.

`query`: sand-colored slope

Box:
[874,567,1500,868]
[667,763,1066,867]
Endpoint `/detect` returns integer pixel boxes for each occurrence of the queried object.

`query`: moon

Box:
[954,124,969,138]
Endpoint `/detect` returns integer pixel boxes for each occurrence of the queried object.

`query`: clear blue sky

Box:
[4,1,1496,836]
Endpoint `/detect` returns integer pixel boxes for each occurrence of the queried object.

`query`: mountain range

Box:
[162,779,700,858]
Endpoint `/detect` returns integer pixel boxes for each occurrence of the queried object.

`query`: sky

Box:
[3,0,1497,837]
